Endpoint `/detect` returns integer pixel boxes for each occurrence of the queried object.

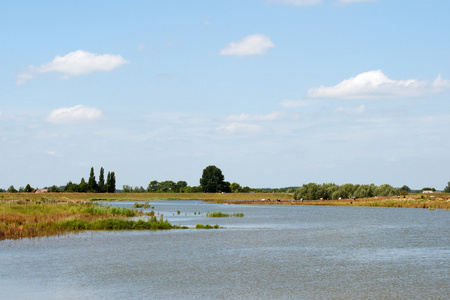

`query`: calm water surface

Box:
[1,201,449,299]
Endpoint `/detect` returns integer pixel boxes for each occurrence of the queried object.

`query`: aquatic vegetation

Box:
[132,201,151,209]
[0,201,174,241]
[195,224,220,229]
[206,211,244,218]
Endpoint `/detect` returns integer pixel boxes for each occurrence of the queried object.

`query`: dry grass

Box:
[0,192,294,202]
[210,194,450,210]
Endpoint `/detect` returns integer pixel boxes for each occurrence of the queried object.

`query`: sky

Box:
[1,0,449,190]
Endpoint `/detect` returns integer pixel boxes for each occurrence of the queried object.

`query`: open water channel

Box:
[1,201,449,299]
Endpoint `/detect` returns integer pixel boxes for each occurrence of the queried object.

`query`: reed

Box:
[205,211,244,217]
[0,200,174,241]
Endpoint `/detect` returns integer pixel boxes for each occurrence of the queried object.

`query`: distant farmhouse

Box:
[35,188,48,193]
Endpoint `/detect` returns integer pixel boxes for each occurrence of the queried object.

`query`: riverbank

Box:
[0,192,294,202]
[205,194,450,210]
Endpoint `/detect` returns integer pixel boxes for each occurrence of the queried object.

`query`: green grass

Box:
[205,211,244,217]
[195,224,220,229]
[56,215,174,230]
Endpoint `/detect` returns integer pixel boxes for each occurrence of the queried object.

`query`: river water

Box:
[1,201,449,299]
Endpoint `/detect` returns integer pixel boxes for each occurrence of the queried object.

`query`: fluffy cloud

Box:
[266,0,321,6]
[306,70,449,99]
[17,50,128,84]
[46,105,104,124]
[220,34,274,56]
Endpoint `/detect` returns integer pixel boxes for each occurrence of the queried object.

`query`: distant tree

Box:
[24,184,34,193]
[230,182,242,193]
[123,185,132,193]
[158,181,176,192]
[0,188,5,192]
[175,181,188,193]
[87,167,98,192]
[98,167,105,193]
[79,178,88,193]
[444,182,450,193]
[64,181,76,192]
[106,171,116,193]
[7,185,18,193]
[48,185,60,193]
[200,165,228,193]
[147,180,159,192]
[241,186,251,193]
[183,185,202,193]
[400,185,411,192]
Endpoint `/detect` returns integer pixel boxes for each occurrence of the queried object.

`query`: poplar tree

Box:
[98,167,105,193]
[88,167,98,192]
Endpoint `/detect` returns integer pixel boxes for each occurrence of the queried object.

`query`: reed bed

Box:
[0,200,177,241]
[205,211,244,217]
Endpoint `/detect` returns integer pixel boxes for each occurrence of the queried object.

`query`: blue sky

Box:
[1,0,449,190]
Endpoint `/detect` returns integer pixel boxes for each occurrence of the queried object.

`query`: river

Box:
[1,201,449,299]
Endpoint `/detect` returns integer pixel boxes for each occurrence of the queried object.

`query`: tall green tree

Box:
[87,167,98,192]
[106,171,116,193]
[98,167,105,193]
[200,165,230,193]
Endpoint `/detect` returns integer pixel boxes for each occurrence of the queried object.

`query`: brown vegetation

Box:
[208,194,450,210]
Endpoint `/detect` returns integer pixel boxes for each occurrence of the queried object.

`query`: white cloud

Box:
[46,105,104,124]
[17,50,128,84]
[220,34,274,56]
[266,0,321,6]
[306,70,449,99]
[216,123,264,135]
[334,104,366,114]
[225,111,286,122]
[432,74,450,92]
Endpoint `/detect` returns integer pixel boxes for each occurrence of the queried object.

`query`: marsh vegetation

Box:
[0,198,182,241]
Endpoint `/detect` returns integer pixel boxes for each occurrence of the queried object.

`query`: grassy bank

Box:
[0,192,294,202]
[0,200,180,241]
[208,194,450,210]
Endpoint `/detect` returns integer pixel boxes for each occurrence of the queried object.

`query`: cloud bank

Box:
[220,34,274,56]
[17,50,128,84]
[306,70,450,99]
[46,105,104,124]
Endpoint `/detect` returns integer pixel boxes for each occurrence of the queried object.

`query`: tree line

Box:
[1,167,116,193]
[293,183,410,200]
[2,165,449,196]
